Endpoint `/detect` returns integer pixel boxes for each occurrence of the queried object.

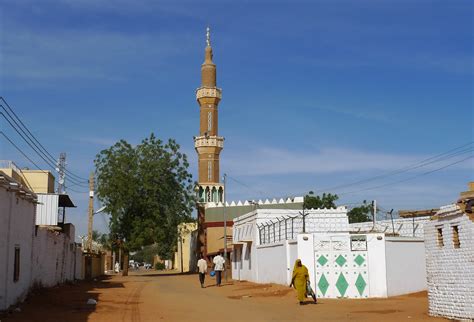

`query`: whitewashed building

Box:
[0,171,37,310]
[0,168,83,311]
[424,183,474,320]
[232,207,427,298]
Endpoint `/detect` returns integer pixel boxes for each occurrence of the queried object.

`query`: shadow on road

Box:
[131,271,196,277]
[0,276,125,322]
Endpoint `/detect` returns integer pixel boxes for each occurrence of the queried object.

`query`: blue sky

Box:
[1,0,472,238]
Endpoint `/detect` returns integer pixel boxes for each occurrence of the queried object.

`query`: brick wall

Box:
[424,206,474,320]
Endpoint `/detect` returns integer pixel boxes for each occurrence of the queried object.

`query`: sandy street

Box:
[1,270,446,322]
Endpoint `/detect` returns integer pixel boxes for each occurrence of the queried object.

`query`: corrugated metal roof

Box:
[36,194,59,226]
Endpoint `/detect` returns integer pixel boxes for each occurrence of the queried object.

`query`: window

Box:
[437,228,444,247]
[452,226,460,248]
[246,245,252,270]
[14,246,20,282]
[207,161,212,181]
[207,111,212,131]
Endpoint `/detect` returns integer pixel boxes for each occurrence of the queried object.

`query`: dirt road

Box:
[2,270,445,322]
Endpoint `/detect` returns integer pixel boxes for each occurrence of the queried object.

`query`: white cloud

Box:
[1,23,196,86]
[222,146,473,176]
[74,137,119,147]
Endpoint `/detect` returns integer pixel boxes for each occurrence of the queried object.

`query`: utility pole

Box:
[87,172,94,252]
[371,200,377,230]
[223,173,227,282]
[56,152,66,194]
[179,226,184,273]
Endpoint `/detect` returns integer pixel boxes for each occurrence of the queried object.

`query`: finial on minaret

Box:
[206,26,211,47]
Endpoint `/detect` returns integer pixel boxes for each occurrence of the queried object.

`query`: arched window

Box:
[208,161,212,182]
[207,111,212,131]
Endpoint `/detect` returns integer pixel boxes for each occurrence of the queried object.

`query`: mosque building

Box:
[193,29,303,261]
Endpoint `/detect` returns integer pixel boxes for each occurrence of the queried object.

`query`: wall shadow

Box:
[0,276,124,322]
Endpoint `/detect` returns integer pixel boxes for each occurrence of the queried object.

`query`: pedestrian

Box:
[212,253,225,287]
[197,255,208,288]
[290,259,309,305]
[114,261,120,273]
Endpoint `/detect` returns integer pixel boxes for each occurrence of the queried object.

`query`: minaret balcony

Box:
[194,135,224,149]
[196,87,222,100]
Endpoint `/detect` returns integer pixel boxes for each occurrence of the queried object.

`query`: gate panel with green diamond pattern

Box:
[314,235,369,298]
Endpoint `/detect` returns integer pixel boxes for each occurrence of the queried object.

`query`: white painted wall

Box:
[31,225,81,288]
[385,237,426,296]
[0,182,36,311]
[286,241,298,284]
[424,205,474,320]
[233,241,258,282]
[255,242,287,284]
[1,177,83,311]
[297,234,315,291]
[366,233,388,298]
[232,207,427,299]
[350,217,429,238]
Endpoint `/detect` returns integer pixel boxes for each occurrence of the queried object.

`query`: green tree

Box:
[347,200,372,223]
[91,230,102,241]
[94,133,195,275]
[304,191,339,209]
[131,244,159,264]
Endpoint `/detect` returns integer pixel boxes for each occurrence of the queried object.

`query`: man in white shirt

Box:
[212,253,225,287]
[197,255,208,288]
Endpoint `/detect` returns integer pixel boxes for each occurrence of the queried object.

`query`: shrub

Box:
[155,262,166,270]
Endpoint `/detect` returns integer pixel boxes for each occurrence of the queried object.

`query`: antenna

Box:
[56,152,66,194]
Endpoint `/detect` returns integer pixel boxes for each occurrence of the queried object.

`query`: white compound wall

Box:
[233,207,427,299]
[0,181,36,311]
[350,216,430,238]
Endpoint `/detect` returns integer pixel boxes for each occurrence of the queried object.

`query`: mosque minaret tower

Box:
[195,27,224,203]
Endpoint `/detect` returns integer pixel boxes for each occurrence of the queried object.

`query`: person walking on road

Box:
[290,259,310,305]
[212,253,225,287]
[197,255,208,288]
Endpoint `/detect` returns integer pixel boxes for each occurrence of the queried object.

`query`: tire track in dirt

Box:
[122,280,147,322]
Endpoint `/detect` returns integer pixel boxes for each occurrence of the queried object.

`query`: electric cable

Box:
[0,97,89,182]
[0,111,89,187]
[338,155,473,196]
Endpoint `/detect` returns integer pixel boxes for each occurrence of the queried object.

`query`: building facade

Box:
[424,183,474,320]
[0,170,37,310]
[0,165,83,311]
[232,207,428,298]
[174,222,198,272]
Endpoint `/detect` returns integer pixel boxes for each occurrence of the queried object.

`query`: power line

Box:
[0,130,80,192]
[338,155,473,196]
[0,110,89,187]
[0,97,89,182]
[0,97,89,183]
[315,141,473,194]
[0,130,89,193]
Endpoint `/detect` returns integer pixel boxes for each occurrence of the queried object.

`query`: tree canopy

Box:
[303,191,339,209]
[347,200,373,223]
[131,244,159,264]
[94,133,195,260]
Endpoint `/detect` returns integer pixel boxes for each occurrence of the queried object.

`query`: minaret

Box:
[195,27,224,203]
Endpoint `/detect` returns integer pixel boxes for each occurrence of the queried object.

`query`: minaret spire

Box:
[206,26,211,47]
[194,27,224,204]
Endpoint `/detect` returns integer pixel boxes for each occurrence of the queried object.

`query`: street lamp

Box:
[223,173,227,282]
